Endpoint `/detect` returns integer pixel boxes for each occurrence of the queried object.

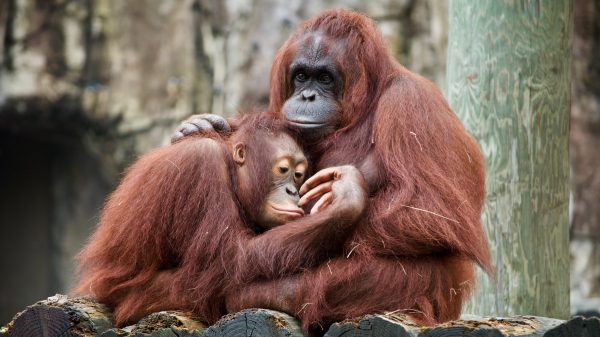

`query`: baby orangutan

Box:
[75,115,309,326]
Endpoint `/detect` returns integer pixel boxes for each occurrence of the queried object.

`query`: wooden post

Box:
[447,1,572,318]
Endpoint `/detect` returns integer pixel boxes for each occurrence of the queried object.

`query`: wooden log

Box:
[587,316,600,337]
[4,295,597,337]
[100,311,205,337]
[203,309,303,337]
[324,313,600,337]
[4,294,112,337]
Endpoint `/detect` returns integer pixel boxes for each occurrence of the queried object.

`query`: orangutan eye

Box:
[294,171,304,180]
[295,72,307,82]
[319,72,332,84]
[279,166,290,174]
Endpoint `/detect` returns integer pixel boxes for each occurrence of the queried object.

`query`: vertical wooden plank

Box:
[447,0,572,318]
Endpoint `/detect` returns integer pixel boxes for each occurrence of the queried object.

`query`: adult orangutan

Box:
[174,9,492,333]
[74,115,367,326]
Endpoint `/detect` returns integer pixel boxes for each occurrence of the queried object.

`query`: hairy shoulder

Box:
[171,136,226,156]
[124,136,230,186]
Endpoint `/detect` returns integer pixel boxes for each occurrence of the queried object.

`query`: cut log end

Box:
[203,308,303,337]
[5,294,112,337]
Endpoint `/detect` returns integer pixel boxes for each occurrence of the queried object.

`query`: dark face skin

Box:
[282,34,343,140]
[233,134,308,229]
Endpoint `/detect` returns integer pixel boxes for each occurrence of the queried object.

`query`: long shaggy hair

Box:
[74,114,298,326]
[254,8,491,331]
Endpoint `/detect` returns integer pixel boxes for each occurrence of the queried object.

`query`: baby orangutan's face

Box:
[258,135,308,228]
[232,133,308,229]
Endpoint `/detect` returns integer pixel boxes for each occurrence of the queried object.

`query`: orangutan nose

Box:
[301,90,317,102]
[286,185,299,197]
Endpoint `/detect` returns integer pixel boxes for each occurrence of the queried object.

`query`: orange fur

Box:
[74,115,296,326]
[75,9,491,335]
[232,9,492,333]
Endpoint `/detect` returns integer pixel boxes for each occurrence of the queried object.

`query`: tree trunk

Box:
[446,0,572,318]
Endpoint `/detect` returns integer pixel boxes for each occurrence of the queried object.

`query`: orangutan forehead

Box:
[297,32,342,62]
[268,133,302,153]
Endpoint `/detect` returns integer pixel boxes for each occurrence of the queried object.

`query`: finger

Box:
[299,167,338,195]
[188,118,215,133]
[311,192,333,214]
[171,131,185,143]
[298,181,333,206]
[203,115,231,132]
[180,123,200,135]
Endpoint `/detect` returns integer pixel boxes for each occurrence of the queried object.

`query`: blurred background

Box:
[0,0,598,325]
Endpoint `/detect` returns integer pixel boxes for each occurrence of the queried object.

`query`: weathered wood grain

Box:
[5,294,112,337]
[325,313,599,337]
[100,311,205,337]
[447,0,572,319]
[4,296,594,337]
[202,309,303,337]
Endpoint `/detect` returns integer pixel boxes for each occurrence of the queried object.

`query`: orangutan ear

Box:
[233,142,246,165]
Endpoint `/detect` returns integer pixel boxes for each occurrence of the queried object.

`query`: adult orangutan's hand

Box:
[171,114,231,143]
[299,165,368,221]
